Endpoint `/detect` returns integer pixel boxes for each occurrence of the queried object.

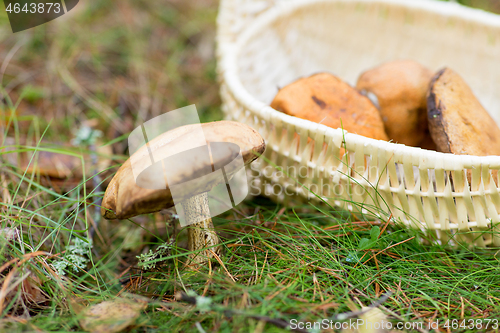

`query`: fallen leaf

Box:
[23,143,112,179]
[342,307,389,333]
[358,307,388,333]
[1,137,112,180]
[24,150,83,178]
[1,269,49,313]
[21,272,49,305]
[76,296,147,333]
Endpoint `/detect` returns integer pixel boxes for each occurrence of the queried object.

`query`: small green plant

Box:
[51,237,93,275]
[346,226,381,263]
[72,125,103,146]
[136,242,173,270]
[358,226,380,250]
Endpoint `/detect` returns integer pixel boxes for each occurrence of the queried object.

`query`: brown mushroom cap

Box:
[427,68,500,156]
[356,60,435,148]
[271,72,388,141]
[101,121,265,219]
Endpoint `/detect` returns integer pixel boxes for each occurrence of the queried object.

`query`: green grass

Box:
[1,0,500,332]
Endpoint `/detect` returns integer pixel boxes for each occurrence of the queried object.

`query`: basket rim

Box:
[220,0,500,166]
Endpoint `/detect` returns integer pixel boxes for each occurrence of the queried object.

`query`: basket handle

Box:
[217,0,282,46]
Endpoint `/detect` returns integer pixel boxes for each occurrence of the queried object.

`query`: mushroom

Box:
[356,60,435,149]
[101,121,265,264]
[428,68,500,185]
[427,68,500,156]
[271,72,389,141]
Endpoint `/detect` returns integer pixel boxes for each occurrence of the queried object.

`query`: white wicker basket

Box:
[216,0,500,247]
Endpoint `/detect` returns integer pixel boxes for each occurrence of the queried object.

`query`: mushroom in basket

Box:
[356,60,435,149]
[427,67,500,157]
[101,121,265,264]
[271,72,389,141]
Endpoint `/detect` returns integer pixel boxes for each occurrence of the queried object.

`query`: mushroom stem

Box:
[184,192,221,264]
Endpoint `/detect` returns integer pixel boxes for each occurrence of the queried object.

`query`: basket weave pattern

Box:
[217,0,500,247]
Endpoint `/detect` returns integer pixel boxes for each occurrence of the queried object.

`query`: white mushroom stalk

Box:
[184,193,220,263]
